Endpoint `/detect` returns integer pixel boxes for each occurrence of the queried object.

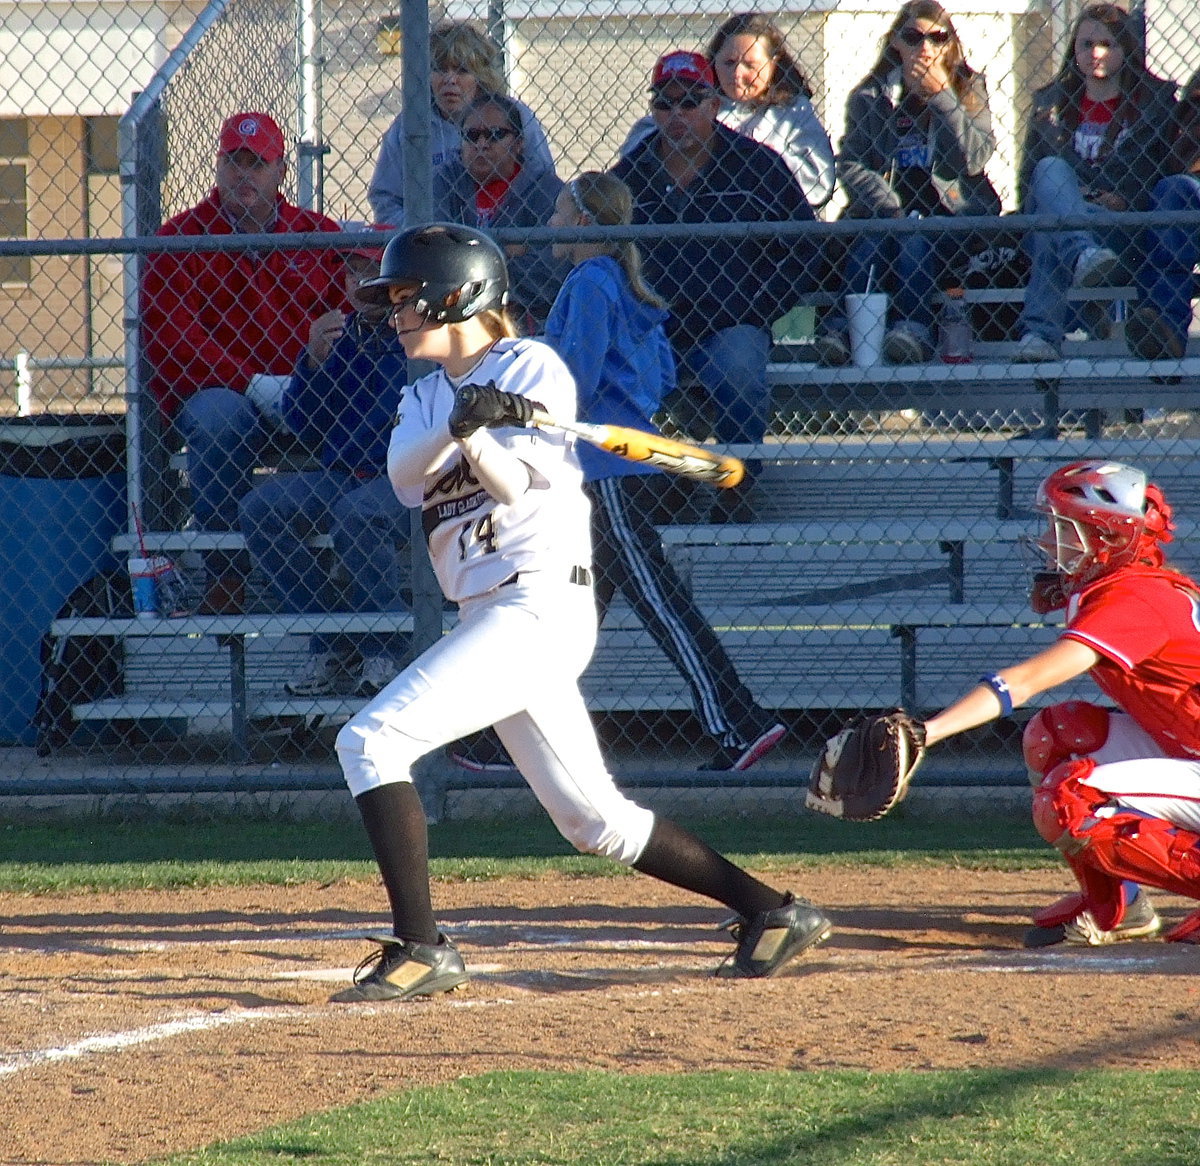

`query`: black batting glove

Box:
[448,381,543,440]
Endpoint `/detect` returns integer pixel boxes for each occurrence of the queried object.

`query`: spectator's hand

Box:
[903,56,951,99]
[307,310,346,369]
[504,243,528,258]
[1090,191,1127,212]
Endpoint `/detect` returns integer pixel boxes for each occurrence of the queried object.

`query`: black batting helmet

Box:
[358,222,509,323]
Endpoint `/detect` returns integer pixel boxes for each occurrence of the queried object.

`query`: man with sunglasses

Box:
[613,50,814,468]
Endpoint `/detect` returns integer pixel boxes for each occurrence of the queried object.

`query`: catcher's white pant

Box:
[1083,712,1200,833]
[336,574,655,865]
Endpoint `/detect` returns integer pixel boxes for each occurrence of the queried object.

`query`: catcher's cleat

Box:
[716,893,832,978]
[330,933,468,1003]
[1023,890,1161,948]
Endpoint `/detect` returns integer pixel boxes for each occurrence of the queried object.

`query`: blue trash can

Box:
[0,416,125,744]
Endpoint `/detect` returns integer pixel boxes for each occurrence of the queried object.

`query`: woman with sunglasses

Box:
[620,14,835,212]
[432,92,565,329]
[819,0,1001,365]
[1012,3,1177,362]
[369,20,554,227]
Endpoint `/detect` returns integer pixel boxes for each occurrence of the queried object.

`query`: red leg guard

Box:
[1023,701,1110,778]
[1075,811,1200,910]
[1031,757,1125,930]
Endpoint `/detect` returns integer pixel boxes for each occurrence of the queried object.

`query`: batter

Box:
[331,222,832,1002]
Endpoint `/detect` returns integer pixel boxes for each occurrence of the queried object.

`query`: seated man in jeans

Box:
[140,112,349,613]
[239,234,411,699]
[612,50,813,448]
[1128,68,1200,361]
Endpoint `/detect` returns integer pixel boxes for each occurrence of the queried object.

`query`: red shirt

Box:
[474,167,518,226]
[1063,564,1200,758]
[140,190,349,418]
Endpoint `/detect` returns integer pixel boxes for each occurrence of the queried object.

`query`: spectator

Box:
[432,93,565,329]
[546,170,786,770]
[819,0,1001,366]
[140,112,349,614]
[368,20,554,227]
[612,49,814,447]
[239,230,412,700]
[1012,3,1177,363]
[621,13,836,212]
[1127,66,1200,361]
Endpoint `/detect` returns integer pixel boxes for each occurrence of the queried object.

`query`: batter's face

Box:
[388,282,439,357]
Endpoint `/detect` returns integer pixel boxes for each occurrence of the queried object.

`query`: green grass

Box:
[0,813,1055,893]
[151,1068,1200,1165]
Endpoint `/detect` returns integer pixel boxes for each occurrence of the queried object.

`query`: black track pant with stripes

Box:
[585,474,767,750]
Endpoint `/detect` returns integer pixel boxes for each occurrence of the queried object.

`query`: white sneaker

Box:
[355,654,400,697]
[1012,332,1060,363]
[284,651,357,697]
[1072,245,1119,289]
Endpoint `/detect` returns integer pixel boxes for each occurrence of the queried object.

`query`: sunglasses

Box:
[463,126,517,144]
[898,26,953,46]
[651,93,707,111]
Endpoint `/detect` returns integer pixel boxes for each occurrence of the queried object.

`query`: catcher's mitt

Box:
[806,709,927,822]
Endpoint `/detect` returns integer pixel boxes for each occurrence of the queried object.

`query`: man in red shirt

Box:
[841,461,1200,951]
[141,112,348,612]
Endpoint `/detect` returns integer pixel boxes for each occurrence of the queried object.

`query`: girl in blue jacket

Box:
[545,171,785,771]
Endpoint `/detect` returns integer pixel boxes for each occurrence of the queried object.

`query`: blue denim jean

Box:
[240,470,411,658]
[1138,173,1200,347]
[174,387,269,533]
[1019,156,1131,346]
[841,226,938,343]
[679,324,771,444]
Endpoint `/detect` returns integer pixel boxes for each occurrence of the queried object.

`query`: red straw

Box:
[132,502,149,558]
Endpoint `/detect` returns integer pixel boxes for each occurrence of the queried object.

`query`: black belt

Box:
[497,566,592,589]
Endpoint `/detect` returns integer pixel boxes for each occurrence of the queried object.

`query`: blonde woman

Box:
[330,221,832,1002]
[368,20,553,225]
[547,170,787,771]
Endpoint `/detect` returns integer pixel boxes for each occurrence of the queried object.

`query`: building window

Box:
[0,119,30,286]
[85,116,119,176]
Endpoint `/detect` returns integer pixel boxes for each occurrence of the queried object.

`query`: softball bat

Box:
[530,413,745,488]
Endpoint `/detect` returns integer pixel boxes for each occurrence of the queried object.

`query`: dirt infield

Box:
[4,865,1200,1165]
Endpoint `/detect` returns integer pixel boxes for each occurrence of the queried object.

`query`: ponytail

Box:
[568,172,667,311]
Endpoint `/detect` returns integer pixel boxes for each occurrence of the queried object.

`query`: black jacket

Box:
[1017,75,1178,210]
[612,123,814,345]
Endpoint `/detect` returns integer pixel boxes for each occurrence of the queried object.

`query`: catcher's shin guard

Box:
[1022,702,1110,781]
[1070,811,1200,913]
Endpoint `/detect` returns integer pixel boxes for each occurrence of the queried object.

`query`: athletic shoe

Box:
[354,654,400,698]
[330,933,468,1003]
[1023,890,1160,948]
[450,730,517,772]
[716,893,833,978]
[700,721,786,772]
[1126,305,1186,361]
[1012,332,1061,363]
[813,331,851,367]
[883,324,931,364]
[283,651,358,697]
[1072,245,1119,288]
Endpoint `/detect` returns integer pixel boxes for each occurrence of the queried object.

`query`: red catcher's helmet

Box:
[1034,460,1174,585]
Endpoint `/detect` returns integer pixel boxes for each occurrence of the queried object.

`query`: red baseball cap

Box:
[218,112,286,162]
[650,50,716,91]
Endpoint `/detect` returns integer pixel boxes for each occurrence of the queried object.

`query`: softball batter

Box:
[331,222,831,1002]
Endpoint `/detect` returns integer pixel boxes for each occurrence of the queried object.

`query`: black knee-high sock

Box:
[354,783,440,945]
[632,817,788,918]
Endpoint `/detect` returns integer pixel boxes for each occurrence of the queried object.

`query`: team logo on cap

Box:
[659,52,697,77]
[238,118,261,137]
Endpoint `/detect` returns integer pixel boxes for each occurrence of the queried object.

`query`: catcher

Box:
[810,459,1200,951]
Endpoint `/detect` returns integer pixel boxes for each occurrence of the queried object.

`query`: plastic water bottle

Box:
[939,287,973,364]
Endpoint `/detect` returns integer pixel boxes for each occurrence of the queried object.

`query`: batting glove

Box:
[448,381,542,440]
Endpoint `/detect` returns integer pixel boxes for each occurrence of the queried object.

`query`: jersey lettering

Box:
[458,512,499,561]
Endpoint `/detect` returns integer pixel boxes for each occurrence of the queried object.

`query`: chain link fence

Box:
[2,0,1200,814]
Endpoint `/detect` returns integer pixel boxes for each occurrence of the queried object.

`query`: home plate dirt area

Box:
[4,866,1200,1165]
